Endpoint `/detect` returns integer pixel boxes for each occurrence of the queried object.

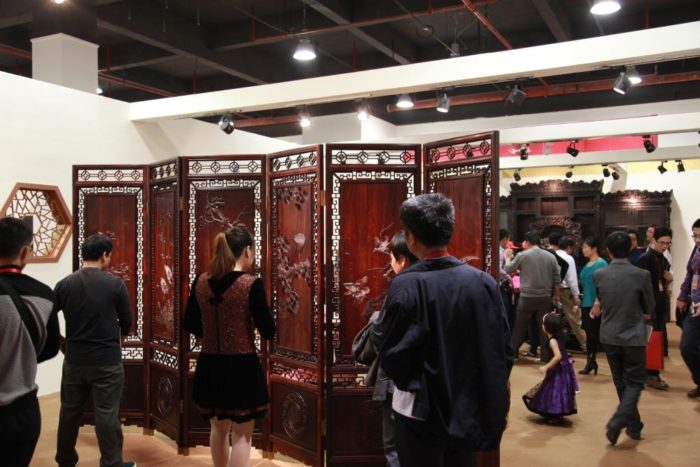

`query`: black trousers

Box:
[56,362,125,467]
[394,412,475,467]
[0,390,41,467]
[604,344,646,433]
[581,306,601,355]
[681,314,700,387]
[499,285,516,335]
[382,395,400,467]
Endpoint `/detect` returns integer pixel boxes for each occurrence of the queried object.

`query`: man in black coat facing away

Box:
[372,193,513,467]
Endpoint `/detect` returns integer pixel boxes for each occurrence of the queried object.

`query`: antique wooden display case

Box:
[73,165,149,426]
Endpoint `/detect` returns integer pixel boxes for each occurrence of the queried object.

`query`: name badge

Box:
[692,273,699,291]
[659,280,664,292]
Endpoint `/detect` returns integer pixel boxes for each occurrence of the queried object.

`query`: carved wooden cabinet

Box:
[601,190,672,246]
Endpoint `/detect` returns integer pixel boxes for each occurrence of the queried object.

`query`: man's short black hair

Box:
[653,226,672,241]
[559,236,575,250]
[692,218,700,230]
[606,231,631,259]
[390,231,418,264]
[400,193,454,247]
[499,229,510,241]
[0,217,33,258]
[548,231,562,247]
[81,233,113,261]
[524,231,541,246]
[626,229,638,238]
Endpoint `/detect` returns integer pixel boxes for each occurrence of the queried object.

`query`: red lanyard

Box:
[0,267,22,275]
[424,251,450,259]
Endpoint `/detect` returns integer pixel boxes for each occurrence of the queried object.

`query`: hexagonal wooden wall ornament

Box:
[2,183,73,263]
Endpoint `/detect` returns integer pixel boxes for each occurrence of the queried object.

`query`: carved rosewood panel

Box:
[151,187,177,345]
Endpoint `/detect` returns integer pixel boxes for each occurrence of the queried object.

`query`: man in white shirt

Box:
[556,236,587,352]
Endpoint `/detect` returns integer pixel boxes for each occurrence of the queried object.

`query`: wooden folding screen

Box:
[73,165,149,426]
[324,144,421,466]
[180,155,268,450]
[266,146,325,466]
[424,132,501,467]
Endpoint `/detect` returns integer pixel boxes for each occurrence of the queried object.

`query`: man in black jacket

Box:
[372,193,513,467]
[636,227,673,390]
[0,217,60,467]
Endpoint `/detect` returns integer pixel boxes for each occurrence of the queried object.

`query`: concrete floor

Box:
[31,326,699,466]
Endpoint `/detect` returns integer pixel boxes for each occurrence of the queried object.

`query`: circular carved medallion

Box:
[281,392,308,440]
[157,376,174,418]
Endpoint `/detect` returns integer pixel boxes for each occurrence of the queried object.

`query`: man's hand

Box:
[692,303,700,318]
[591,302,602,318]
[505,248,514,261]
[677,299,688,313]
[663,270,673,284]
[643,313,652,323]
[538,365,548,374]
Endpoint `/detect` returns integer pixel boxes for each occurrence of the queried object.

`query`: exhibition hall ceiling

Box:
[0,0,699,137]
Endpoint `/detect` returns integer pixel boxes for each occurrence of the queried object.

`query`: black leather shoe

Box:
[606,425,621,446]
[625,428,642,440]
[687,386,700,398]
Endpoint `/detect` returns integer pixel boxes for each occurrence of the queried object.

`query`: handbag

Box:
[646,330,664,371]
[0,276,42,354]
[352,319,377,366]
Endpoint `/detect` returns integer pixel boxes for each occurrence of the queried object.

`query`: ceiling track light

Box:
[676,160,685,173]
[602,164,611,178]
[218,113,234,134]
[514,169,522,182]
[436,92,451,113]
[298,108,311,128]
[396,93,414,109]
[566,140,579,157]
[565,166,573,179]
[293,38,316,61]
[658,161,668,174]
[612,71,631,95]
[626,65,642,85]
[53,0,66,4]
[590,0,621,15]
[357,101,370,121]
[611,170,620,181]
[506,84,527,106]
[643,135,656,153]
[519,144,529,161]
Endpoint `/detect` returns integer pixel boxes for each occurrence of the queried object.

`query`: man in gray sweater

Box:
[505,231,561,362]
[594,231,655,445]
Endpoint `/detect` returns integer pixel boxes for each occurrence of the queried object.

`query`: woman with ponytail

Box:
[184,226,275,467]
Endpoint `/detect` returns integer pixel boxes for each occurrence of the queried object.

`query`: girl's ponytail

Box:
[207,232,235,279]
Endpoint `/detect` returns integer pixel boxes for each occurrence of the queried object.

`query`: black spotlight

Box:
[657,161,667,174]
[602,165,610,178]
[565,166,573,179]
[219,113,234,134]
[519,144,529,161]
[676,160,685,173]
[612,71,630,95]
[612,170,620,180]
[643,135,656,153]
[566,140,579,157]
[514,169,522,182]
[506,85,528,106]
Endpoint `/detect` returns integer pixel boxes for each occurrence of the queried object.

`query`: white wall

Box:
[500,160,700,306]
[0,71,296,396]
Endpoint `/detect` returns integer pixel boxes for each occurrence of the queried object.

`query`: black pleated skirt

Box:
[192,352,269,423]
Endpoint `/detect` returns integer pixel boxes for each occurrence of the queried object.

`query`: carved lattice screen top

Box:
[1,183,73,263]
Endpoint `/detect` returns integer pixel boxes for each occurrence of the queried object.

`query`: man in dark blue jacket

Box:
[372,193,513,467]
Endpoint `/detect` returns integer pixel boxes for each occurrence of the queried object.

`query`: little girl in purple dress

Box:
[523,312,579,424]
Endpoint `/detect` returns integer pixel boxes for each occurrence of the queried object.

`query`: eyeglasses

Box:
[657,240,672,246]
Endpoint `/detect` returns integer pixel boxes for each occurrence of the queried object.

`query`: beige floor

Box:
[32,326,699,466]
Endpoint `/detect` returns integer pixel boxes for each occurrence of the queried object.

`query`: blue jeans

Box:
[681,313,700,387]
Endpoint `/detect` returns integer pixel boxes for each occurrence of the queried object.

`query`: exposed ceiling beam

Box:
[99,43,174,72]
[0,0,30,29]
[531,0,572,42]
[209,2,493,52]
[129,21,700,122]
[302,0,415,65]
[96,1,268,85]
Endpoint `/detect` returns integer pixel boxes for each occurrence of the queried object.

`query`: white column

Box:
[31,33,98,94]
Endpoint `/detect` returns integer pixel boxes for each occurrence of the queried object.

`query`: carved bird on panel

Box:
[343,276,371,303]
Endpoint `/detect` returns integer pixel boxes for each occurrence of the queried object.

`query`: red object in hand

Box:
[646,331,664,371]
